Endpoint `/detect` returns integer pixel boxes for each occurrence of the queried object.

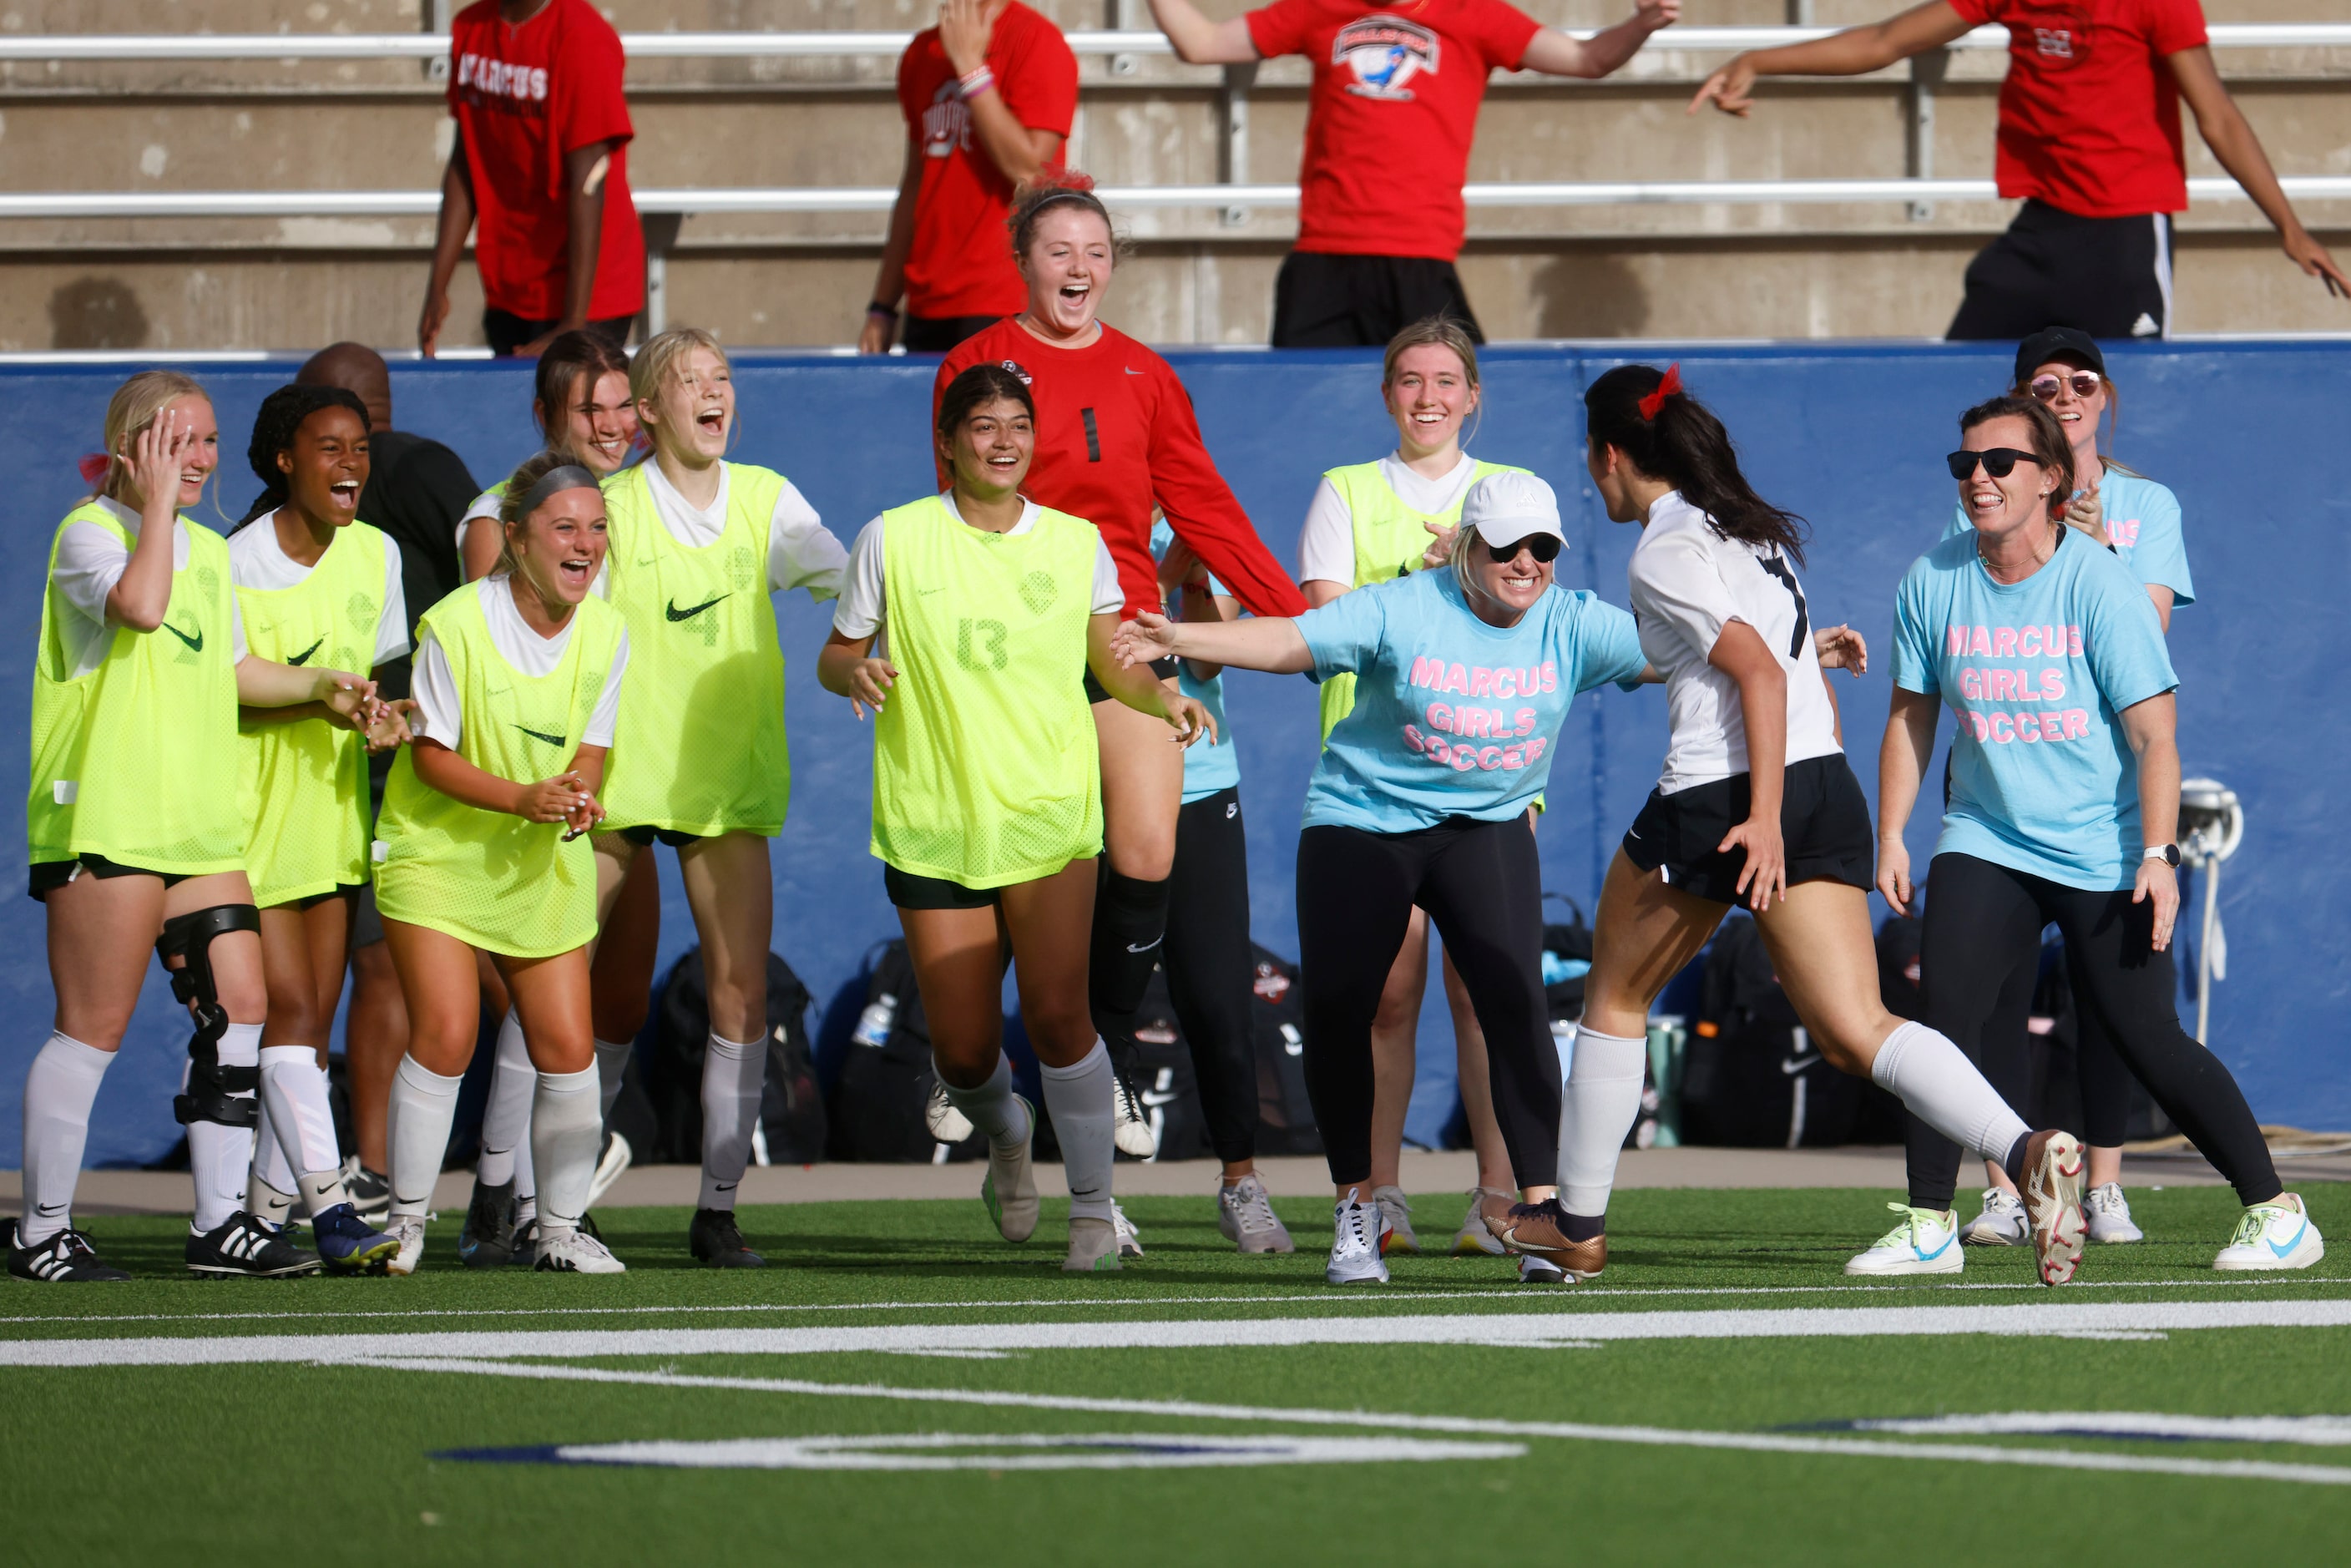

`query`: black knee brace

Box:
[158,903,262,1129]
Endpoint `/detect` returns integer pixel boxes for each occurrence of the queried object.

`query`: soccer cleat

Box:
[584,1130,633,1213]
[924,1080,975,1144]
[1064,1215,1120,1272]
[1371,1185,1418,1256]
[383,1216,427,1276]
[1217,1173,1295,1254]
[1112,1201,1145,1258]
[1843,1204,1964,1277]
[186,1211,321,1278]
[979,1095,1039,1243]
[456,1176,518,1270]
[2022,1130,2087,1286]
[1452,1187,1513,1257]
[8,1227,130,1283]
[341,1156,392,1226]
[1327,1190,1389,1285]
[1111,1070,1158,1158]
[2084,1182,2144,1244]
[689,1206,766,1269]
[1519,1254,1568,1285]
[2212,1193,2324,1272]
[534,1227,626,1274]
[1960,1186,2027,1247]
[312,1203,399,1274]
[1484,1197,1607,1281]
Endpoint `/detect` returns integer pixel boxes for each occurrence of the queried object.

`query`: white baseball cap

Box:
[1459,470,1565,552]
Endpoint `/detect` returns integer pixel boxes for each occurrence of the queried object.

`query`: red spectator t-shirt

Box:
[935,321,1307,620]
[1246,0,1542,260]
[448,0,645,321]
[1949,0,2208,217]
[897,4,1080,319]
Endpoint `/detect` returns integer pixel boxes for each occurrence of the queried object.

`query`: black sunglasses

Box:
[1946,448,2043,481]
[1485,533,1562,564]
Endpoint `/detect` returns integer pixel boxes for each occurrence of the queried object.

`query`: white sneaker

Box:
[1111,1072,1158,1158]
[2213,1193,2323,1272]
[1452,1188,1511,1257]
[1111,1201,1145,1258]
[2084,1182,2144,1244]
[1370,1184,1418,1256]
[384,1216,427,1277]
[1327,1190,1389,1285]
[584,1130,632,1212]
[924,1080,974,1144]
[533,1227,626,1274]
[1960,1186,2026,1247]
[1843,1204,1964,1276]
[1216,1174,1295,1254]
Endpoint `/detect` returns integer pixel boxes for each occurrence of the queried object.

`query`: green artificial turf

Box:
[6,1181,2349,1566]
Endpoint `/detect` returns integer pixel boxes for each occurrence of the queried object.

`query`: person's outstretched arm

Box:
[1147,0,1261,64]
[1113,609,1312,675]
[1691,0,1970,116]
[1520,0,1680,80]
[2171,46,2349,299]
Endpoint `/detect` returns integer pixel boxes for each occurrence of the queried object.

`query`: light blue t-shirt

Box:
[1297,568,1647,834]
[1892,528,2178,890]
[1151,519,1241,805]
[1943,468,2193,605]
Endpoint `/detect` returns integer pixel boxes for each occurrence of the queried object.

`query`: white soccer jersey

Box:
[1629,490,1840,795]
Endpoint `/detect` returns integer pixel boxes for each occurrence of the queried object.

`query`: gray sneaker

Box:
[1216,1174,1295,1254]
[1370,1184,1418,1256]
[1960,1186,2027,1247]
[2084,1182,2144,1243]
[1326,1191,1389,1285]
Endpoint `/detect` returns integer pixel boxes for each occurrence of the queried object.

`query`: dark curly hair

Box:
[1583,364,1807,564]
[239,382,369,527]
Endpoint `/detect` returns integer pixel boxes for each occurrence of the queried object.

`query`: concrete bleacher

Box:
[3,0,2348,352]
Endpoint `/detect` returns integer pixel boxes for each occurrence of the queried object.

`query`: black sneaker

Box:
[186,1211,321,1277]
[689,1207,766,1269]
[505,1216,538,1267]
[9,1226,131,1282]
[343,1158,392,1226]
[456,1176,518,1271]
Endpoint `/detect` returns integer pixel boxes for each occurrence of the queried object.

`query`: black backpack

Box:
[1679,913,1894,1148]
[1247,944,1321,1157]
[646,947,826,1166]
[824,939,987,1164]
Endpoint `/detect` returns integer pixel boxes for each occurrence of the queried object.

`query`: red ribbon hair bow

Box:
[77,453,111,487]
[1637,363,1683,422]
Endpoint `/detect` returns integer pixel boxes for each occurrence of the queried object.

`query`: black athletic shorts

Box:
[482,309,636,358]
[28,852,190,901]
[1083,654,1179,706]
[1620,753,1874,905]
[883,863,1000,910]
[1946,200,2172,342]
[1271,251,1484,349]
[902,313,1000,354]
[619,824,704,849]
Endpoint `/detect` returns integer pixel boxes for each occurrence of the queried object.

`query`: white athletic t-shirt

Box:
[1629,491,1839,796]
[49,496,248,679]
[227,512,412,670]
[409,575,629,752]
[832,495,1124,640]
[1297,451,1480,587]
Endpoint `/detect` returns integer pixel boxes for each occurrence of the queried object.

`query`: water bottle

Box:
[852,993,897,1049]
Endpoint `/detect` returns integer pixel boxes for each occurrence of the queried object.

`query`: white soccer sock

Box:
[259,1045,347,1220]
[387,1055,464,1219]
[1871,1019,2031,1164]
[19,1032,114,1247]
[1556,1023,1649,1218]
[594,1038,634,1121]
[188,1022,262,1233]
[245,1091,297,1229]
[1039,1040,1115,1223]
[475,1009,533,1191]
[528,1066,602,1240]
[942,1053,1031,1151]
[697,1032,764,1212]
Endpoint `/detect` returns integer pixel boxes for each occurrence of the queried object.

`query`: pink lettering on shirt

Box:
[2109,517,2141,548]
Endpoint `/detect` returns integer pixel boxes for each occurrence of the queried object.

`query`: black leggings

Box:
[1297,816,1555,1190]
[1977,953,2135,1147]
[1165,787,1257,1166]
[1906,853,2278,1210]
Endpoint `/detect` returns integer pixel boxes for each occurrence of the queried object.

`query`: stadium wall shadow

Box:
[3,341,2343,1167]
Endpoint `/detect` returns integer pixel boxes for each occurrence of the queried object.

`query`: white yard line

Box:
[7,1297,2351,1366]
[377,1357,2351,1488]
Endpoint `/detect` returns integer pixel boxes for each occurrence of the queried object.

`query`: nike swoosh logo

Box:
[666,593,730,622]
[513,724,568,748]
[161,621,203,652]
[1918,1233,1952,1261]
[1782,1055,1821,1075]
[286,637,325,667]
[34,1202,68,1216]
[1625,827,1641,840]
[1125,938,1163,953]
[1124,367,1145,375]
[2268,1221,2308,1257]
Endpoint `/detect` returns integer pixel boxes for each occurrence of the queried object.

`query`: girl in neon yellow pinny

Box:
[819,362,1212,1276]
[372,451,630,1277]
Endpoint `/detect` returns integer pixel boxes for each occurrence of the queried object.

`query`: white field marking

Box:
[367,1357,2351,1489]
[500,1432,1526,1471]
[5,1269,2343,1330]
[1837,1413,2351,1446]
[8,1297,2351,1368]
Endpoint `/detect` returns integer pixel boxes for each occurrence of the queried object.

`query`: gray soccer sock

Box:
[697,1032,764,1211]
[1556,1023,1649,1219]
[386,1055,464,1220]
[529,1066,603,1239]
[942,1053,1031,1151]
[19,1032,114,1247]
[1039,1040,1116,1223]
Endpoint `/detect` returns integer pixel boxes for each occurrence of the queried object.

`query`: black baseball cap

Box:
[2014,326,2106,385]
